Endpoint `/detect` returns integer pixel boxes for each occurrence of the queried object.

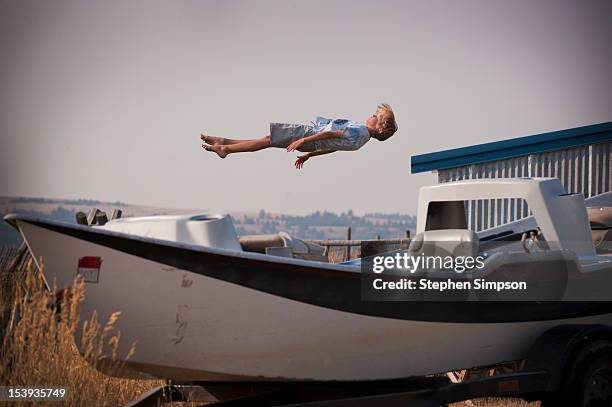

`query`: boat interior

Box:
[84,203,612,267]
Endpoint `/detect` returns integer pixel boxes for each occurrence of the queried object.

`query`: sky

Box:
[1,0,611,215]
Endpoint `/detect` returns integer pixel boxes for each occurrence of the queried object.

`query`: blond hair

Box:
[371,103,398,141]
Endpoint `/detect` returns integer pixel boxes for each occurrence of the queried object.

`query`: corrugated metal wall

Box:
[438,141,612,231]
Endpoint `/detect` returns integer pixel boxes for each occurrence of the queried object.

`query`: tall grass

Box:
[0,259,164,406]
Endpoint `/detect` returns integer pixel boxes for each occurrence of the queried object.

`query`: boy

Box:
[200,103,398,169]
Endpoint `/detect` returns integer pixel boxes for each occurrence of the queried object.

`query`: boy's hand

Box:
[295,155,309,169]
[287,138,305,152]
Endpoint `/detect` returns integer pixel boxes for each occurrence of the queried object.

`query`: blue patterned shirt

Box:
[310,117,371,151]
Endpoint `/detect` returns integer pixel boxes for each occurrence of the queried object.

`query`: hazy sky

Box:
[1,0,611,215]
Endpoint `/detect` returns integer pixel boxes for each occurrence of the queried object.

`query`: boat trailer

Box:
[126,324,612,407]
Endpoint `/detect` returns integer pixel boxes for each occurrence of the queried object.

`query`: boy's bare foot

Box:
[202,143,228,159]
[200,134,226,145]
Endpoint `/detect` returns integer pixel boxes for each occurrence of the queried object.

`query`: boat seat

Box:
[409,229,480,259]
[588,207,612,229]
[587,207,612,253]
[239,232,328,262]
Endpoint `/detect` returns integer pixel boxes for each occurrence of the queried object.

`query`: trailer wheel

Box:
[542,340,612,407]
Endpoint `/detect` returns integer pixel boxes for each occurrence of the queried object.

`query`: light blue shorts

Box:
[269,123,317,152]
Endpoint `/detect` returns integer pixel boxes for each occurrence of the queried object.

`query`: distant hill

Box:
[0,196,416,247]
[236,209,416,240]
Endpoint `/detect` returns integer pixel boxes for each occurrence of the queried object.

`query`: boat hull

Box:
[12,217,612,381]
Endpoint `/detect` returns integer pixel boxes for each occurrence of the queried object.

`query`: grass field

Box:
[0,248,539,406]
[0,257,164,406]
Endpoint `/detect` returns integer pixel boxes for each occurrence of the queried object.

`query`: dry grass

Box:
[0,260,164,406]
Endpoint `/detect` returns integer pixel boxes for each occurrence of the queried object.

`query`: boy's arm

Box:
[287,131,343,152]
[295,150,336,169]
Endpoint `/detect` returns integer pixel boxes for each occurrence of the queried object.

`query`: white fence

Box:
[438,142,612,231]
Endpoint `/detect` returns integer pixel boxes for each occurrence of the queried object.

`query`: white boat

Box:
[4,178,612,382]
